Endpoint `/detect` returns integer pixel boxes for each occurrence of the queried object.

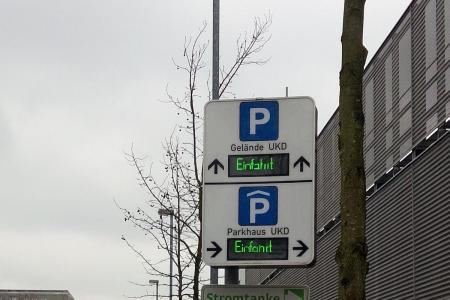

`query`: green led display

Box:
[227,238,288,260]
[234,239,273,254]
[228,154,289,177]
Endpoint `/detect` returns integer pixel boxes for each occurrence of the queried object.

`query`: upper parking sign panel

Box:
[240,101,279,141]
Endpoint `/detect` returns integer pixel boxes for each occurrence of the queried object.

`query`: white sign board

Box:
[202,97,316,267]
[202,285,309,300]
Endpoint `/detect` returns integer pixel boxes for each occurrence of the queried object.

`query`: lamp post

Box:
[149,279,159,300]
[158,208,174,300]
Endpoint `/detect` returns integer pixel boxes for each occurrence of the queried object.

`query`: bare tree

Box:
[119,16,271,300]
[336,0,369,299]
[121,136,204,299]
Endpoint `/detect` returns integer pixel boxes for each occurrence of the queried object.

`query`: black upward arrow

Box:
[208,159,224,174]
[293,240,309,257]
[293,156,310,172]
[206,241,222,258]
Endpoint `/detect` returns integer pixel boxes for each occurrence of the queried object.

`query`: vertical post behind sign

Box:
[212,0,239,285]
[210,0,220,285]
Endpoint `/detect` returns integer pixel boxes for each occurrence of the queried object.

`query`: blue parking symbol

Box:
[240,101,279,141]
[239,186,278,226]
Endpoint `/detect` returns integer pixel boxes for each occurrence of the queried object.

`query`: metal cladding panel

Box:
[372,56,388,179]
[412,0,449,145]
[411,0,428,146]
[397,27,415,165]
[308,227,339,300]
[244,268,273,285]
[366,168,414,299]
[436,0,450,125]
[391,31,402,164]
[362,75,374,180]
[268,267,307,286]
[413,134,450,299]
[316,113,340,229]
[246,133,450,299]
[363,54,387,180]
[266,226,340,300]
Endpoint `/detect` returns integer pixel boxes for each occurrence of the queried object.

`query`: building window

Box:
[399,108,412,136]
[364,79,374,136]
[385,53,393,125]
[366,173,374,190]
[425,0,437,81]
[386,110,393,125]
[365,130,374,147]
[400,137,412,158]
[399,89,411,112]
[426,113,438,135]
[386,128,393,149]
[386,154,394,172]
[445,0,450,61]
[426,82,438,111]
[365,147,374,170]
[446,66,450,93]
[399,27,412,105]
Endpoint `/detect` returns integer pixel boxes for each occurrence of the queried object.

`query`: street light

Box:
[149,279,159,300]
[158,208,174,300]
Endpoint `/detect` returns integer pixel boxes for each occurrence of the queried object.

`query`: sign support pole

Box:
[210,0,221,285]
[212,0,239,284]
[212,0,219,101]
[224,267,239,284]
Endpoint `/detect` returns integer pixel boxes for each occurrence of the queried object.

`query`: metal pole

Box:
[149,280,159,300]
[169,214,173,300]
[212,0,220,100]
[224,267,239,284]
[210,0,220,285]
[214,0,238,284]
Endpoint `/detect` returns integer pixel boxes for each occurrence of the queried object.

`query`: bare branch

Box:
[219,14,272,97]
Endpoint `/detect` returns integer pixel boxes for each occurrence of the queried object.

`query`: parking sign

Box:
[240,101,279,141]
[238,186,278,226]
[202,97,316,267]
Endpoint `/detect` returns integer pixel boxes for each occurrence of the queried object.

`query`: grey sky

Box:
[0,1,411,299]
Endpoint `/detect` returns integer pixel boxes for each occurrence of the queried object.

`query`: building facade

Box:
[0,290,74,300]
[245,0,450,298]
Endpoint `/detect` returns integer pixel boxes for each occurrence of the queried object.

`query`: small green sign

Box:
[202,285,309,300]
[284,288,304,300]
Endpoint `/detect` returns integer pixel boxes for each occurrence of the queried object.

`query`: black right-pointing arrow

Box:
[206,241,222,258]
[293,156,310,172]
[208,159,224,174]
[293,240,309,257]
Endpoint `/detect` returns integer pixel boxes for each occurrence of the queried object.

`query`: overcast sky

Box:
[0,1,411,299]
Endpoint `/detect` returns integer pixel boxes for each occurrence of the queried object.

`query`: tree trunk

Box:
[336,0,369,299]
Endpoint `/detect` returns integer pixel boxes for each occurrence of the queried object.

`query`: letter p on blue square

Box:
[240,101,279,141]
[239,186,278,226]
